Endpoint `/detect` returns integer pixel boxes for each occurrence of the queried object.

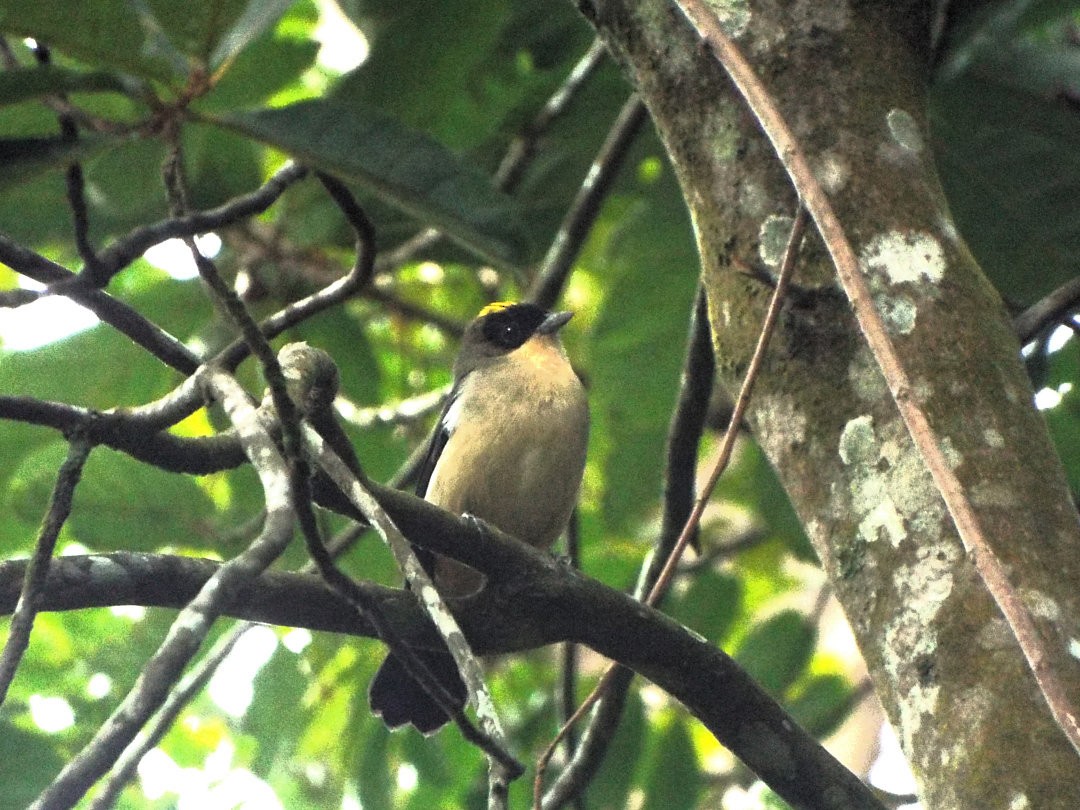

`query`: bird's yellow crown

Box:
[476,301,515,318]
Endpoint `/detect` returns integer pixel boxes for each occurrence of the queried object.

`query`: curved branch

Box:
[1,483,884,810]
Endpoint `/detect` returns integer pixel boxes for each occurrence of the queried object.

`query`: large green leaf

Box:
[212,98,530,267]
[787,673,854,739]
[667,569,742,645]
[734,609,816,697]
[932,2,1080,305]
[639,718,703,810]
[587,164,700,533]
[0,0,187,82]
[932,75,1080,305]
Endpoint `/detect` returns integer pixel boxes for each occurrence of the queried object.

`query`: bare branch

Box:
[0,439,92,705]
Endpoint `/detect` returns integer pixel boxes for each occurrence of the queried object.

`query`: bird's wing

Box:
[414,374,467,497]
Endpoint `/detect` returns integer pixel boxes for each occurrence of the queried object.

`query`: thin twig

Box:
[86,627,247,810]
[530,96,649,309]
[496,38,608,193]
[677,0,1080,759]
[0,439,92,706]
[536,208,807,808]
[94,162,309,281]
[215,177,377,373]
[0,235,201,374]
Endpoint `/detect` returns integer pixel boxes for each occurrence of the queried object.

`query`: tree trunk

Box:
[582,0,1080,806]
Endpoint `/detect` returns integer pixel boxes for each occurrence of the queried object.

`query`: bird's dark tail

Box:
[368,649,467,734]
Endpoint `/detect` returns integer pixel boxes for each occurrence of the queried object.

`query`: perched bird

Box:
[369,301,589,733]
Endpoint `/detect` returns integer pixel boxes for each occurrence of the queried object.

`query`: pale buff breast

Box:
[425,336,587,594]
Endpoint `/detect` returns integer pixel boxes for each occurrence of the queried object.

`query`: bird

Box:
[368,300,589,733]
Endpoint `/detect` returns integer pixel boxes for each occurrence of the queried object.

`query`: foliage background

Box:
[1,0,1079,807]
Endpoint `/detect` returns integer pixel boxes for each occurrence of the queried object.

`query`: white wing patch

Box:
[441,390,466,435]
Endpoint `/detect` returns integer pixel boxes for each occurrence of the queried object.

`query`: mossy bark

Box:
[582,0,1080,806]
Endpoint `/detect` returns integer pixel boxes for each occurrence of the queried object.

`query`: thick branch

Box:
[0,485,884,810]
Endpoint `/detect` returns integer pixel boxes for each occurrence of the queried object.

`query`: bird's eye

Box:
[483,314,527,349]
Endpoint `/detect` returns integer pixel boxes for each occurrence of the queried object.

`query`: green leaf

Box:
[587,172,700,532]
[735,610,816,697]
[0,721,65,807]
[667,570,742,645]
[640,718,702,810]
[210,98,530,267]
[932,70,1080,305]
[198,35,319,114]
[0,0,187,82]
[787,674,854,739]
[205,0,295,69]
[0,67,130,107]
[6,441,218,553]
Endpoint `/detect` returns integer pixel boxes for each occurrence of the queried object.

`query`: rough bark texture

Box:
[583,0,1080,807]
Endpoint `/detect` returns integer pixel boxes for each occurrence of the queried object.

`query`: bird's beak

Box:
[537,310,573,335]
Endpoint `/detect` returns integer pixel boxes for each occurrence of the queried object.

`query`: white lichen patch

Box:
[969,480,1020,509]
[704,101,741,164]
[883,539,960,753]
[738,179,768,218]
[977,618,1014,650]
[983,427,1005,448]
[88,555,125,580]
[874,293,917,334]
[758,214,796,268]
[886,108,924,153]
[839,415,877,465]
[858,498,906,546]
[848,346,888,401]
[1069,637,1080,660]
[939,436,963,470]
[861,231,946,286]
[813,150,851,194]
[839,415,947,547]
[704,0,751,37]
[755,393,808,447]
[1010,793,1032,810]
[1021,589,1061,622]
